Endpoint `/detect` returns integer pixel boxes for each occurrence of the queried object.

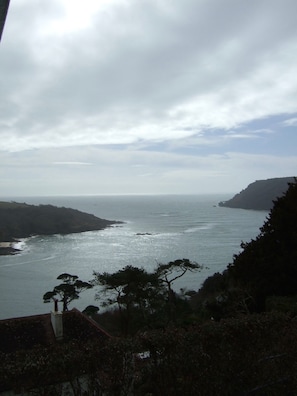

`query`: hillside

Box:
[218,177,295,210]
[0,202,122,252]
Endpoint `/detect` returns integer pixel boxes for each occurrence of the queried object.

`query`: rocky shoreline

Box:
[0,201,124,255]
[0,242,21,255]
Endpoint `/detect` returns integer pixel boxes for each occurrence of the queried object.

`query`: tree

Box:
[228,179,297,310]
[43,273,93,312]
[155,258,202,322]
[93,259,203,334]
[93,266,162,335]
[83,305,100,317]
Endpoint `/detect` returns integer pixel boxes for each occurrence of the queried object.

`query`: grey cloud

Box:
[1,0,297,158]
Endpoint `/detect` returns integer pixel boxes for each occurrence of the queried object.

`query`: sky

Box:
[1,0,297,196]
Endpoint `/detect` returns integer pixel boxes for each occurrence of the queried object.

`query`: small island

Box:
[0,201,123,255]
[219,176,296,210]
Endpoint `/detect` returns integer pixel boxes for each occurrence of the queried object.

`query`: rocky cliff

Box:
[219,177,296,210]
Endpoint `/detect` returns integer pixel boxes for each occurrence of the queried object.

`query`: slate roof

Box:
[0,0,10,41]
[0,308,111,393]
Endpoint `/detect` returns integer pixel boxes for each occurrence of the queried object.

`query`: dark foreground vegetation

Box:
[0,201,122,245]
[2,179,297,394]
[2,311,297,395]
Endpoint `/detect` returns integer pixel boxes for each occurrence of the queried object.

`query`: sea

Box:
[0,195,268,320]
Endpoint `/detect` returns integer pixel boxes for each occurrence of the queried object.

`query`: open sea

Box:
[0,195,268,319]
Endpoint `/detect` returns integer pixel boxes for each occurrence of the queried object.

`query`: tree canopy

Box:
[197,179,297,316]
[43,273,93,312]
[0,202,121,243]
[93,266,162,335]
[93,259,201,335]
[229,179,297,303]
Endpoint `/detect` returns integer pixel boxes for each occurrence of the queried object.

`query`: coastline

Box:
[0,201,124,257]
[0,241,22,255]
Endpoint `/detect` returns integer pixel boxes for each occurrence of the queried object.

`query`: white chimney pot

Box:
[51,310,63,340]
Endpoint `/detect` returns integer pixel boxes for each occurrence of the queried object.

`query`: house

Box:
[0,307,111,395]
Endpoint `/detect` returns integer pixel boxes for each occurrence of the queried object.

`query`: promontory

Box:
[219,176,296,210]
[0,201,122,254]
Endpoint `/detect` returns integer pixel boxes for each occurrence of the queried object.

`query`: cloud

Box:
[1,0,297,195]
[283,118,297,127]
[1,0,297,153]
[53,162,92,166]
[221,129,274,140]
[1,142,296,196]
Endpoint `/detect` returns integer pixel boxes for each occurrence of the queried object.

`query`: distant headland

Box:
[219,177,296,210]
[0,201,123,255]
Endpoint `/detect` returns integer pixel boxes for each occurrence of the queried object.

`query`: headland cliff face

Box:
[219,177,296,210]
[0,202,122,254]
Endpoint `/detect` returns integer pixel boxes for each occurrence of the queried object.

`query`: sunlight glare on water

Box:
[0,195,267,319]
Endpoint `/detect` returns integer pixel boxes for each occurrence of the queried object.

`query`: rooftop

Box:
[0,308,111,393]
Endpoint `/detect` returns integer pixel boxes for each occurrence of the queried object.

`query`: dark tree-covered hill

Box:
[228,178,297,305]
[0,201,122,243]
[219,176,295,210]
[197,178,297,316]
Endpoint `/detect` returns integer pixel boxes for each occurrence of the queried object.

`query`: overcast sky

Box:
[1,0,297,196]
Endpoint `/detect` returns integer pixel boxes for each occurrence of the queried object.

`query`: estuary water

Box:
[0,195,268,319]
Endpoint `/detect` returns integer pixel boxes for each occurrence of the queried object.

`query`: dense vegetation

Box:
[92,259,201,336]
[219,176,295,210]
[3,312,297,395]
[0,201,122,243]
[197,178,297,319]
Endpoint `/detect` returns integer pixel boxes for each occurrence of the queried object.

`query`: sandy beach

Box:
[0,242,13,248]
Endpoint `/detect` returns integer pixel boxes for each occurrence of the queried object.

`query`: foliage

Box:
[3,312,297,395]
[0,201,121,242]
[93,313,297,395]
[94,266,159,311]
[156,258,202,290]
[155,258,202,322]
[228,179,297,309]
[117,312,297,395]
[0,338,106,394]
[218,176,295,210]
[93,260,201,335]
[43,273,93,311]
[93,265,164,335]
[196,179,297,316]
[82,304,100,317]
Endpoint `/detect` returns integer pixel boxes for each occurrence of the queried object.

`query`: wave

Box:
[151,211,181,217]
[184,223,215,233]
[0,255,55,268]
[12,239,27,250]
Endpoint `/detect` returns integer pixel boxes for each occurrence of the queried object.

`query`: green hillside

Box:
[0,201,122,245]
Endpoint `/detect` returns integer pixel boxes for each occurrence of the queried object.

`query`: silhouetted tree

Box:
[93,266,162,335]
[155,258,202,322]
[228,179,297,310]
[43,273,93,311]
[94,259,202,333]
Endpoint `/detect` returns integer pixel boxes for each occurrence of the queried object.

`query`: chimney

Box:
[51,299,63,340]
